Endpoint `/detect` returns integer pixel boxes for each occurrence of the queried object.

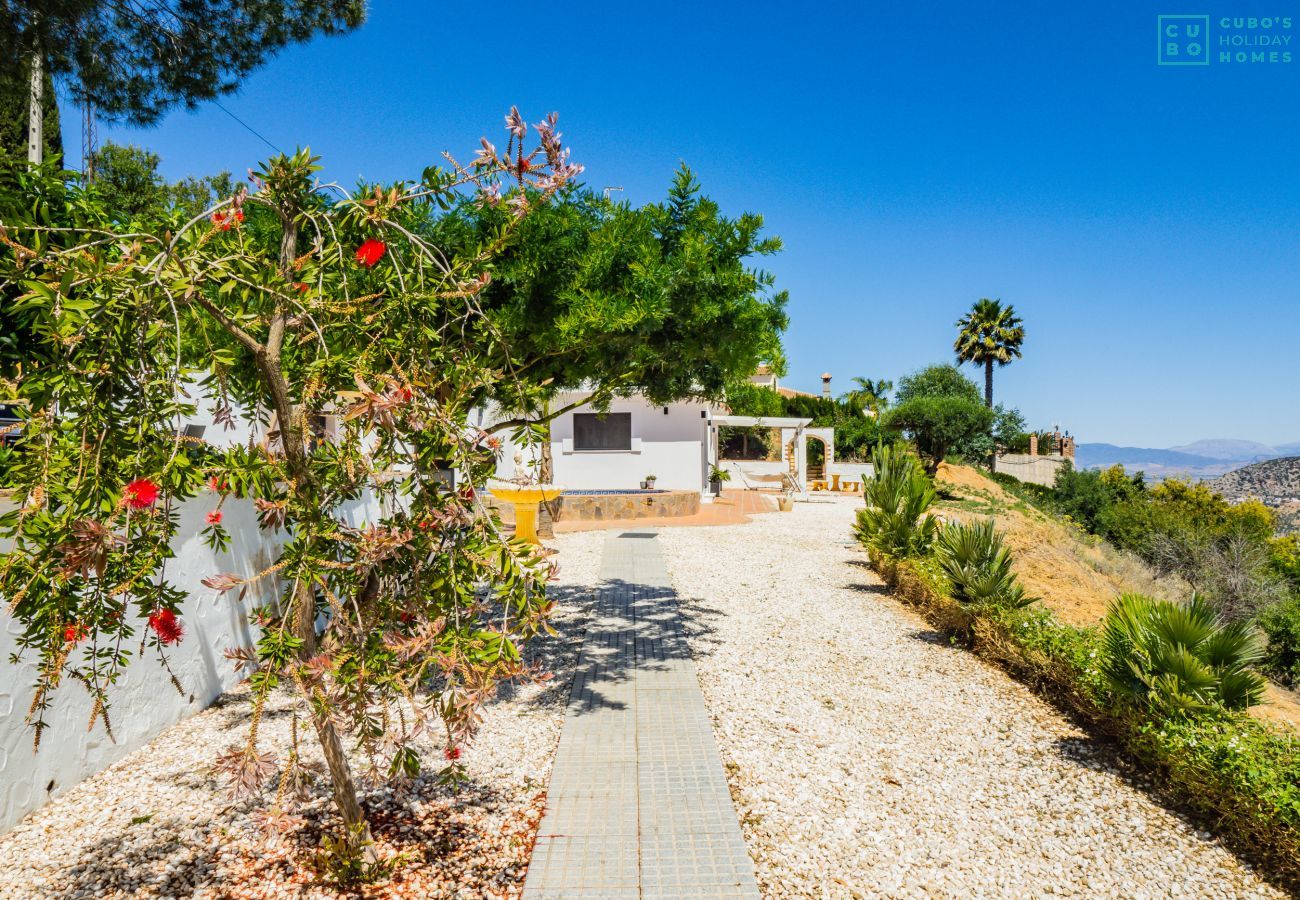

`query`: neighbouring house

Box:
[996,428,1077,487]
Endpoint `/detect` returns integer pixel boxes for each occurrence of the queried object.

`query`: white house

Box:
[477,389,821,496]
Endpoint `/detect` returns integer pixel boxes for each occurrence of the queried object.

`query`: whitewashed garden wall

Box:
[0,493,378,833]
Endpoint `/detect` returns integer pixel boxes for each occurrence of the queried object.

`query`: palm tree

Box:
[844,376,892,416]
[953,298,1025,407]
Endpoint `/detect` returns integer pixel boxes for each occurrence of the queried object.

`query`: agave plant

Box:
[936,519,1035,608]
[854,444,938,557]
[1101,593,1267,716]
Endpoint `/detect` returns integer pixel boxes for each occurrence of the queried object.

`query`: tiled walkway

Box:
[523,529,760,899]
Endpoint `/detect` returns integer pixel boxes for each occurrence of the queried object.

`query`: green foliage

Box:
[0,119,577,843]
[86,143,168,218]
[991,405,1026,450]
[1272,535,1300,589]
[854,444,938,557]
[936,519,1035,608]
[1134,714,1300,852]
[885,364,1000,471]
[884,394,994,475]
[85,142,235,222]
[3,1,365,125]
[1259,595,1300,686]
[1100,593,1267,716]
[436,167,787,419]
[1049,465,1143,537]
[842,376,892,415]
[723,380,786,418]
[894,363,983,406]
[308,823,406,887]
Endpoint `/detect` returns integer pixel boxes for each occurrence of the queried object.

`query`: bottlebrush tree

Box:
[0,108,579,846]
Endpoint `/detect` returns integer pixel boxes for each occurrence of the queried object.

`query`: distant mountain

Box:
[1074,439,1300,481]
[1075,444,1222,469]
[1168,439,1283,461]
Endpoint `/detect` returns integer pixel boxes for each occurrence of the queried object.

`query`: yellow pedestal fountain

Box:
[488,480,564,545]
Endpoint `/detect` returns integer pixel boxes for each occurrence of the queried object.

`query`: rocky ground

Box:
[0,530,606,900]
[659,495,1283,899]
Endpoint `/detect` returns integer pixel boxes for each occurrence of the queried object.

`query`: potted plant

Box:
[641,473,657,490]
[708,464,731,496]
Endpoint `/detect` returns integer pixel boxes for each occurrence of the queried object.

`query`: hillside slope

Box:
[1208,456,1300,503]
[934,464,1300,731]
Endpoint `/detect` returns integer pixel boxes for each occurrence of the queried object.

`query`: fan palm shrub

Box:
[854,444,938,557]
[936,518,1036,608]
[1101,593,1267,716]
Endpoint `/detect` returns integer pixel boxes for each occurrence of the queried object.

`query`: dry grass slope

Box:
[934,464,1300,731]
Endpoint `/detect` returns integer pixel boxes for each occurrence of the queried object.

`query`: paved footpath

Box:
[523,529,760,899]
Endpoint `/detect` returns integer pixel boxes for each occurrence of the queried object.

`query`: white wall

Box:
[489,394,714,493]
[0,492,381,834]
[995,453,1068,488]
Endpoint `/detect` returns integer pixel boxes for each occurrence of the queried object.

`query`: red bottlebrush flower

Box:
[207,476,228,493]
[293,282,310,293]
[233,210,245,224]
[444,745,462,761]
[517,157,532,175]
[206,509,223,525]
[398,611,415,624]
[148,608,184,646]
[63,623,88,644]
[459,486,476,502]
[355,239,387,268]
[123,478,160,509]
[397,387,413,403]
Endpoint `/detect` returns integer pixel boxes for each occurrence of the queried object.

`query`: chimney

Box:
[1063,434,1075,460]
[1028,433,1038,457]
[821,372,832,399]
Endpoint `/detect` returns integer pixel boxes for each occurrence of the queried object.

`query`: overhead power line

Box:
[211,99,284,155]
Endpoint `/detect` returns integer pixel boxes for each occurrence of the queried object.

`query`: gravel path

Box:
[658,495,1282,899]
[0,530,606,899]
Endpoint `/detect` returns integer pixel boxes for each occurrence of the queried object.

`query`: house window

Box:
[573,413,632,451]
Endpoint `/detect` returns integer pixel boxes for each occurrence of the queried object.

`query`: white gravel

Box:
[0,530,606,899]
[659,495,1283,899]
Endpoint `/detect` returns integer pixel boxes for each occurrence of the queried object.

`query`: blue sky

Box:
[74,1,1300,446]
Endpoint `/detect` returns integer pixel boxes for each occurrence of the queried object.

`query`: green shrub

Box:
[1100,593,1268,716]
[986,469,1055,505]
[1271,535,1300,589]
[936,518,1035,609]
[1260,594,1300,686]
[854,444,938,557]
[883,395,994,476]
